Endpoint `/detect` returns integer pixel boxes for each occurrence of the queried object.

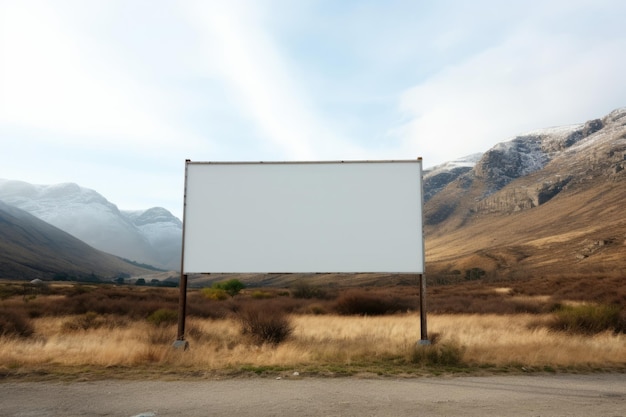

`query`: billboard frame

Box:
[175,159,428,346]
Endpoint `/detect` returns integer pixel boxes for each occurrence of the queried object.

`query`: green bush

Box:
[212,279,245,297]
[147,308,178,326]
[549,304,624,334]
[238,303,293,345]
[0,308,34,338]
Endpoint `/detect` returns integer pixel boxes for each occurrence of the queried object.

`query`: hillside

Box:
[0,201,153,281]
[424,108,626,283]
[0,180,182,270]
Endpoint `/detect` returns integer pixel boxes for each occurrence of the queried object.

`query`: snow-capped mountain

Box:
[423,107,626,282]
[424,108,625,213]
[423,153,483,202]
[123,207,182,270]
[0,200,153,280]
[0,180,182,270]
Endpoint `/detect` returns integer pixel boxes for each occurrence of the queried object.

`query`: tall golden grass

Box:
[1,313,624,375]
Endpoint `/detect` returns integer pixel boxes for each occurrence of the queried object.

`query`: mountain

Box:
[423,107,626,282]
[423,153,483,202]
[0,200,152,280]
[123,207,182,270]
[0,181,182,270]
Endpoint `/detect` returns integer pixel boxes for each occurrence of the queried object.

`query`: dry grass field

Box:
[0,314,624,378]
[1,281,624,379]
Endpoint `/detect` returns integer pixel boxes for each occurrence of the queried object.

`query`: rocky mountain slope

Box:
[0,181,181,270]
[423,107,626,282]
[423,154,483,202]
[0,201,152,280]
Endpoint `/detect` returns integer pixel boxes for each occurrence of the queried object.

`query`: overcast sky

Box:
[1,0,625,219]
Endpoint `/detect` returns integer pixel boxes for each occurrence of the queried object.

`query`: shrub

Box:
[334,290,414,316]
[147,308,178,327]
[0,308,34,338]
[237,302,293,345]
[201,288,229,300]
[212,279,245,297]
[465,268,486,281]
[549,304,624,334]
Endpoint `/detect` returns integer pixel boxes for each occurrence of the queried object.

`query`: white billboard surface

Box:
[182,160,424,274]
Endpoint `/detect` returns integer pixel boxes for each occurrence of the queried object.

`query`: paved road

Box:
[1,374,624,416]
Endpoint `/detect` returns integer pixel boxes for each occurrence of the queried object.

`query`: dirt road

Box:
[1,374,624,416]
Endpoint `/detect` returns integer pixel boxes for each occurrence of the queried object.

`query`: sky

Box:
[1,0,625,219]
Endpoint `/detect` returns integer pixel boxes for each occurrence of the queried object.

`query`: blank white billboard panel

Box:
[182,160,424,274]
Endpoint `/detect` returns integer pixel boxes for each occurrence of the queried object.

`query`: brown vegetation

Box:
[0,313,624,378]
[237,301,294,345]
[0,280,624,378]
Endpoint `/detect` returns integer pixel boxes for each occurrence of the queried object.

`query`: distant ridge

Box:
[0,180,182,270]
[0,200,152,280]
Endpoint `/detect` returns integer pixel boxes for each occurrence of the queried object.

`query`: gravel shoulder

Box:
[1,374,625,416]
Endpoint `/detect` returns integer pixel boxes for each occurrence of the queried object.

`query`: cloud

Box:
[0,0,207,154]
[393,13,626,167]
[183,0,367,161]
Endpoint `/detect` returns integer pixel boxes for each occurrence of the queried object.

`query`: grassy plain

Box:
[0,281,624,379]
[1,314,624,379]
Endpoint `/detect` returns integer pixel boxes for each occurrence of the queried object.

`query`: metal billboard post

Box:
[173,160,190,350]
[419,273,429,344]
[173,273,189,349]
[417,158,429,345]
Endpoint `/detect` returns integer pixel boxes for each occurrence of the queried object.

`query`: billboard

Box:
[181,160,424,274]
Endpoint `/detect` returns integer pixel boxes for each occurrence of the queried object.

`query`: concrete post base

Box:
[172,340,190,350]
